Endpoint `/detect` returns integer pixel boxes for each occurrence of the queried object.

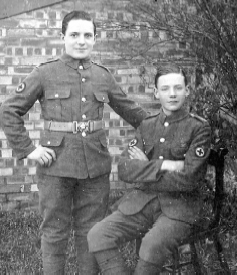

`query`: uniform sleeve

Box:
[157,123,211,192]
[107,74,148,128]
[0,67,43,159]
[118,122,211,193]
[118,127,164,182]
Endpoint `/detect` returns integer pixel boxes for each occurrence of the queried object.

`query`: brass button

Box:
[82,78,86,82]
[82,132,86,137]
[159,156,164,159]
[79,65,83,70]
[164,122,169,127]
[47,141,51,145]
[160,138,165,143]
[55,94,59,98]
[82,97,86,102]
[82,114,87,119]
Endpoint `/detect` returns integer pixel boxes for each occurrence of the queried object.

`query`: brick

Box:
[0,65,8,74]
[7,175,25,184]
[110,112,120,119]
[1,140,8,149]
[29,112,41,121]
[7,29,34,37]
[0,130,6,139]
[28,167,36,175]
[108,147,123,155]
[5,159,15,167]
[35,11,44,19]
[14,66,33,74]
[0,158,5,168]
[0,168,13,176]
[1,149,12,158]
[34,48,42,55]
[29,130,40,139]
[12,76,20,85]
[0,76,12,85]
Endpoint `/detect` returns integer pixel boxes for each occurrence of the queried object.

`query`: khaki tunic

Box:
[118,108,211,223]
[0,53,147,179]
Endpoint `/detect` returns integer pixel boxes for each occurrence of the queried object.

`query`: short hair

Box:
[62,10,96,36]
[154,63,188,88]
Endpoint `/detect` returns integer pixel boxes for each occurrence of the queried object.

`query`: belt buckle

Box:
[72,121,78,134]
[72,121,90,134]
[79,121,90,133]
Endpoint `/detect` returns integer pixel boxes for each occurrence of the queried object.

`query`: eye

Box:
[85,33,93,38]
[175,86,183,91]
[71,33,77,38]
[161,86,169,91]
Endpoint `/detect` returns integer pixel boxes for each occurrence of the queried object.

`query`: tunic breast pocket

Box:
[171,146,189,160]
[93,92,110,118]
[44,89,71,120]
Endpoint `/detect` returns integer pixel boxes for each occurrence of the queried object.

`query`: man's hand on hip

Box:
[27,145,56,167]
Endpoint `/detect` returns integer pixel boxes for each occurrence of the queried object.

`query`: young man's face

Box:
[61,19,96,59]
[154,73,189,116]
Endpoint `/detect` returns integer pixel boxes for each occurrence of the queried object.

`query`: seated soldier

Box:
[87,63,211,275]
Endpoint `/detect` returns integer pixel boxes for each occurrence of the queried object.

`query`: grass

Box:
[1,167,237,274]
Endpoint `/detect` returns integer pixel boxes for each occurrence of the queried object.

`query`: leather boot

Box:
[134,258,161,275]
[94,248,131,275]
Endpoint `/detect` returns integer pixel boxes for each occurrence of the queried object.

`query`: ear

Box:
[94,34,97,43]
[185,85,190,97]
[154,87,159,100]
[60,32,65,40]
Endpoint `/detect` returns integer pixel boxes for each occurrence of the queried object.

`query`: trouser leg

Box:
[88,197,160,275]
[136,214,192,274]
[72,174,110,275]
[37,174,75,275]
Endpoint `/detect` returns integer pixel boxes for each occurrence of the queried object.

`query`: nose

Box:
[169,87,176,97]
[76,35,85,45]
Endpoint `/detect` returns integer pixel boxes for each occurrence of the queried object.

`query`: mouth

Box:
[75,48,87,51]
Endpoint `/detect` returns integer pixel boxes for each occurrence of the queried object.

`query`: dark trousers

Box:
[37,173,110,275]
[88,197,192,274]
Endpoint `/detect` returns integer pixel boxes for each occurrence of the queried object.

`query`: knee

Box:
[139,234,178,265]
[87,221,118,253]
[87,223,102,246]
[87,222,108,252]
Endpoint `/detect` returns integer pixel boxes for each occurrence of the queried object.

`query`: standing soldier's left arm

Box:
[107,73,148,128]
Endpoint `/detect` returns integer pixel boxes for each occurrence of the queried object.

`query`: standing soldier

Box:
[88,64,211,274]
[0,11,147,275]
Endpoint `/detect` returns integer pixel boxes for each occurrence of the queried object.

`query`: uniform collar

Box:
[60,53,92,70]
[159,107,189,124]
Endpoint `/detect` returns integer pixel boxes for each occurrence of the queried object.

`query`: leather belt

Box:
[44,120,104,134]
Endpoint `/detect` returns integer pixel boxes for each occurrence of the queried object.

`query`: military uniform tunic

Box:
[87,108,211,269]
[0,53,147,179]
[118,108,211,223]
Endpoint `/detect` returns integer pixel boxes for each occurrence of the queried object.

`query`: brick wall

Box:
[0,0,191,210]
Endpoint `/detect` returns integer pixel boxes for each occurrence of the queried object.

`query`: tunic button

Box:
[47,141,51,145]
[82,114,87,119]
[160,138,165,143]
[82,78,86,82]
[55,94,59,98]
[164,122,169,127]
[159,156,164,159]
[82,132,86,137]
[82,97,86,102]
[79,65,83,70]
